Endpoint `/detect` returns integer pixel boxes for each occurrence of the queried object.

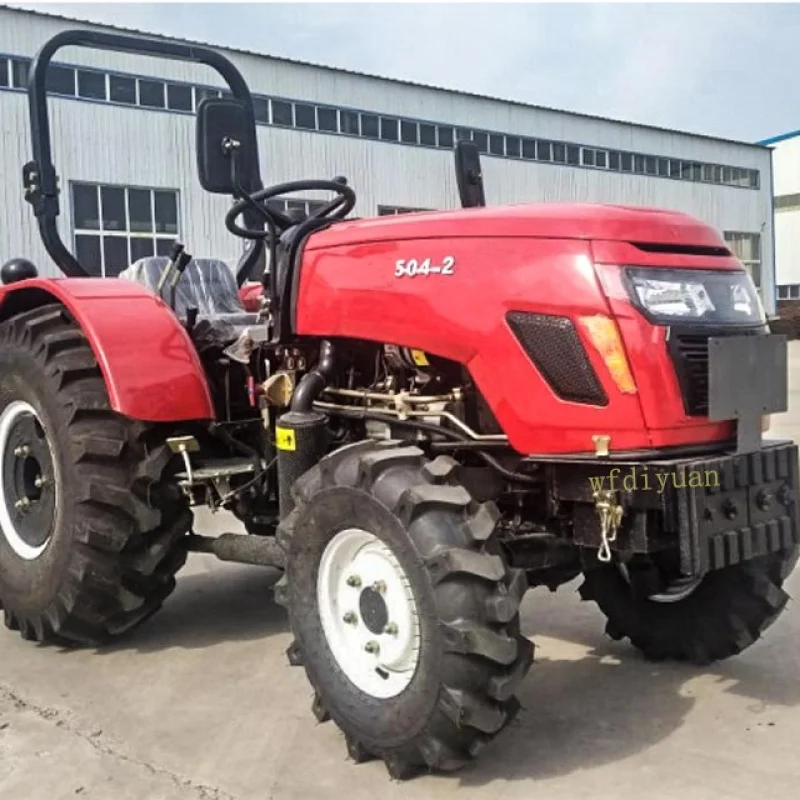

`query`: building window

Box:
[318,106,338,132]
[777,284,800,301]
[45,65,75,97]
[340,110,359,135]
[437,126,454,148]
[380,117,399,142]
[263,197,327,218]
[295,103,316,130]
[724,231,761,288]
[109,74,136,105]
[521,139,536,160]
[138,79,165,109]
[0,50,763,193]
[378,205,432,215]
[400,120,418,144]
[419,124,436,146]
[361,114,379,139]
[71,182,180,277]
[77,69,106,101]
[271,99,293,127]
[167,83,193,112]
[10,57,29,88]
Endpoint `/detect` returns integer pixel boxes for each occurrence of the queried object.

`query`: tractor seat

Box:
[119,257,258,326]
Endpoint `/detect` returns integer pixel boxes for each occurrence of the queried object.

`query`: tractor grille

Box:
[507,312,608,406]
[668,327,764,416]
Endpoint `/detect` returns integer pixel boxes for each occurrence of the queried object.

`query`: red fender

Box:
[0,277,215,423]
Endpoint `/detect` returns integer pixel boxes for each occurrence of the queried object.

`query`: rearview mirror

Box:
[454,140,486,208]
[196,97,256,195]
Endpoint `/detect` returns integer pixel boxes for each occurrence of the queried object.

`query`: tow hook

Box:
[592,489,624,563]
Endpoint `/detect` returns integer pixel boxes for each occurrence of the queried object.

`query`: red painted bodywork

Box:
[296,203,745,456]
[0,278,215,423]
[2,203,751,454]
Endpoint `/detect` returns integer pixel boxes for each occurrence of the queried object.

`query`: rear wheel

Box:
[580,548,799,665]
[0,305,191,645]
[275,442,533,779]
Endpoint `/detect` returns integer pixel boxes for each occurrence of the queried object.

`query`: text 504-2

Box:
[395,257,455,278]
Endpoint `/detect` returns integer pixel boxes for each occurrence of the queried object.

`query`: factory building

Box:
[0,6,776,310]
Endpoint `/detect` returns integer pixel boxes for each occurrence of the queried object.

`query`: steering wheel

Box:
[225,179,357,240]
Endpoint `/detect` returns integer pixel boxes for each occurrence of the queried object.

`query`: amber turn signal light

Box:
[578,315,637,395]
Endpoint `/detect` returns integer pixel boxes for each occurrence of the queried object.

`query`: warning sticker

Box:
[275,427,296,451]
[410,349,430,367]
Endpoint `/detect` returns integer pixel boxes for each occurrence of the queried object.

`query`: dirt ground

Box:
[2,346,800,800]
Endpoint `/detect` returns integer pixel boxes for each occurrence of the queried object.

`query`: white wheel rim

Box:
[0,401,56,560]
[317,528,421,699]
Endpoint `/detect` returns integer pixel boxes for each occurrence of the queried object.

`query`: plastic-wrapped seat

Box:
[118,257,258,325]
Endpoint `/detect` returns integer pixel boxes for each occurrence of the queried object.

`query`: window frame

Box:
[70,182,181,278]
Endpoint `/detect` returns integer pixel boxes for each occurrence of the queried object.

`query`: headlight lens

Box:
[625,268,765,325]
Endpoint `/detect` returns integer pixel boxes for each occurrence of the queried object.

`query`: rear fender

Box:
[0,278,215,423]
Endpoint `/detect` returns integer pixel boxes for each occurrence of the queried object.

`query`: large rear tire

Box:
[275,441,533,779]
[0,305,191,646]
[580,548,799,665]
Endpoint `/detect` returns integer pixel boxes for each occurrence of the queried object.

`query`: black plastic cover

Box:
[507,312,608,406]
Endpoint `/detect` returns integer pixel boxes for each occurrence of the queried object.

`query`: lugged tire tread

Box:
[276,441,533,779]
[0,305,190,647]
[580,544,798,664]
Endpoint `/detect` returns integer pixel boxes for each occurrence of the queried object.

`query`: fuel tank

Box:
[294,204,747,456]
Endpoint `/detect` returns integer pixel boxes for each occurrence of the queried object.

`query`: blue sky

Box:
[9,2,800,142]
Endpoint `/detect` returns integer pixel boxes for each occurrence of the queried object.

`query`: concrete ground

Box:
[3,350,800,800]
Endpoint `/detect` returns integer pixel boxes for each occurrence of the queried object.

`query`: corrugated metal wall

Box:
[0,7,776,310]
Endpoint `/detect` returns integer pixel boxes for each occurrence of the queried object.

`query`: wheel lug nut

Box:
[13,445,29,458]
[34,475,47,489]
[372,580,387,594]
[14,497,30,512]
[364,641,380,655]
[346,575,362,588]
[343,611,357,625]
[384,623,398,636]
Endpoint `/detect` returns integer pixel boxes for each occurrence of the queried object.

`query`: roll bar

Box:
[23,29,264,283]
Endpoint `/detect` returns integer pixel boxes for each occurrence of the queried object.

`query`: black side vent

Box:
[507,312,608,406]
[630,242,732,257]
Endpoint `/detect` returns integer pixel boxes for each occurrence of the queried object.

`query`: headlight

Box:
[625,268,765,325]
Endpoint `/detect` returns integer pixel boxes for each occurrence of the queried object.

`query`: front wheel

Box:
[275,442,533,779]
[580,548,799,665]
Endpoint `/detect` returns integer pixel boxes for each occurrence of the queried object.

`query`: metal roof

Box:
[1,3,769,152]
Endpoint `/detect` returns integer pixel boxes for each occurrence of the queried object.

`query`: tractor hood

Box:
[304,203,731,253]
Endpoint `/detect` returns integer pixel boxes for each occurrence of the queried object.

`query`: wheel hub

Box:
[317,528,420,699]
[359,585,389,635]
[0,401,57,560]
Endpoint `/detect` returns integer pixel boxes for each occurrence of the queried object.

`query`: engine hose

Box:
[320,406,538,486]
[290,340,336,412]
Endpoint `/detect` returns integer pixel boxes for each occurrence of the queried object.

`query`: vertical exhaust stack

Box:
[454,140,486,208]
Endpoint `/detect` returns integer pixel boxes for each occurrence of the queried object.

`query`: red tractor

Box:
[1,30,797,780]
